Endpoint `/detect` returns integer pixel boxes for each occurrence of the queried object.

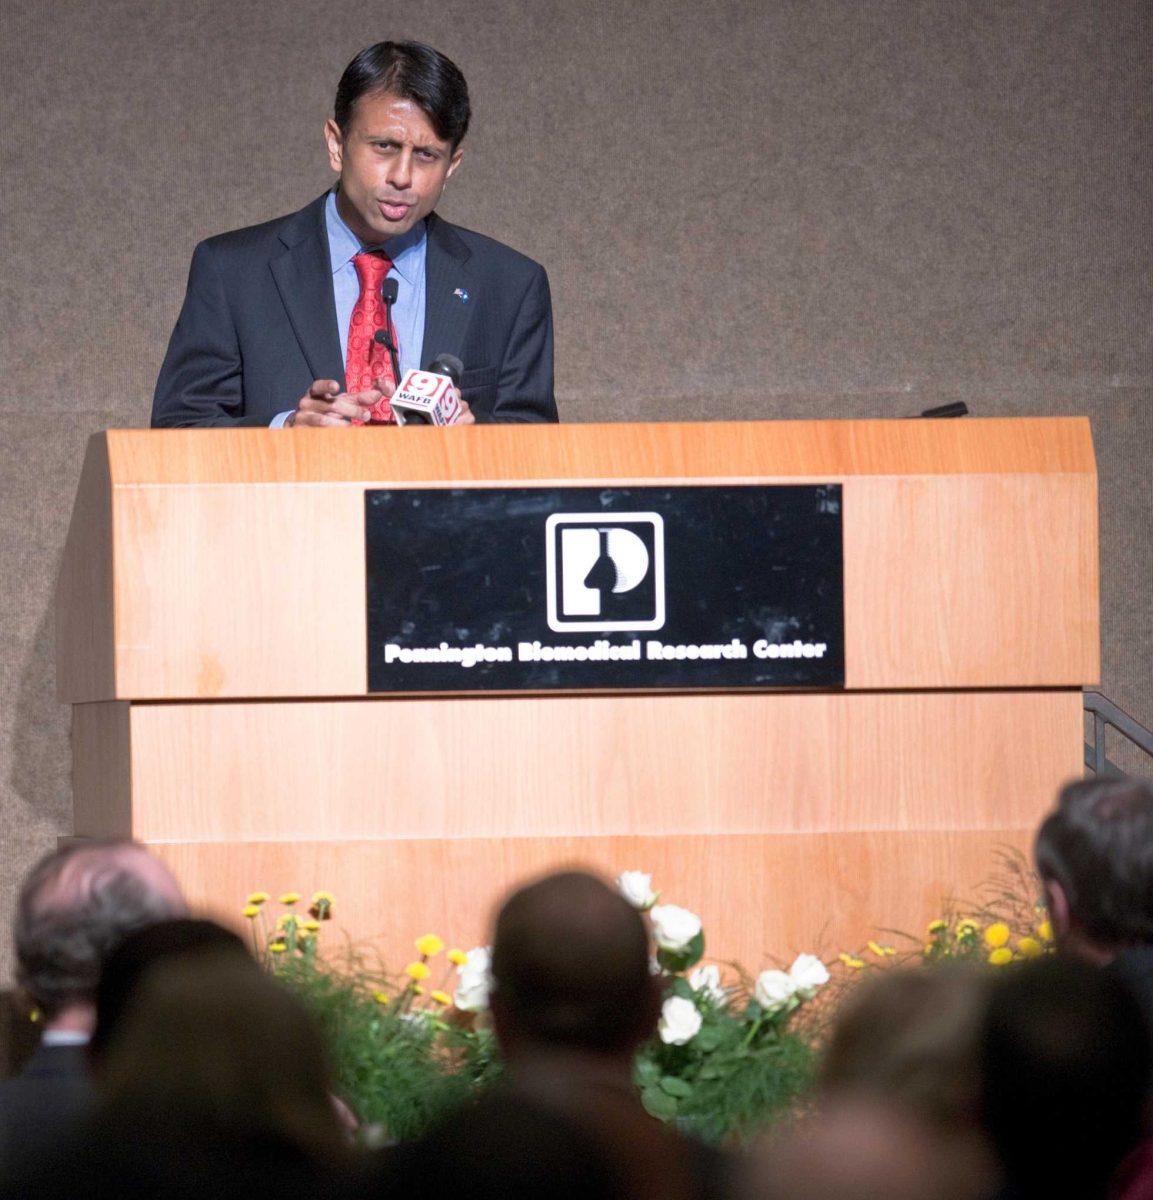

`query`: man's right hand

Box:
[287,379,380,427]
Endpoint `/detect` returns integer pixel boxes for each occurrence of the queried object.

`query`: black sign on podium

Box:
[365,485,844,693]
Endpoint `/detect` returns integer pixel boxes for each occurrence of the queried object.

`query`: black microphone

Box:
[919,402,969,418]
[425,352,463,388]
[374,278,402,384]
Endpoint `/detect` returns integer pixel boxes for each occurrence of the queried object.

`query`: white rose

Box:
[754,969,796,1014]
[453,946,492,1012]
[788,953,830,999]
[617,870,658,910]
[650,905,702,952]
[658,995,703,1045]
[689,964,727,1005]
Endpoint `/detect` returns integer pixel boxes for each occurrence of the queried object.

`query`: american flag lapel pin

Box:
[452,287,470,303]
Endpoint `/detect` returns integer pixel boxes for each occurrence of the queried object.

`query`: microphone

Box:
[374,277,401,385]
[389,354,466,426]
[919,402,969,418]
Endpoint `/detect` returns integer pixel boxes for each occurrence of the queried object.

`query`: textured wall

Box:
[1,1,1150,987]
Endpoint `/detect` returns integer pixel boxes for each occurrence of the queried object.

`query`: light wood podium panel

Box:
[57,419,1098,701]
[73,690,1081,843]
[154,828,1040,970]
[56,419,1097,965]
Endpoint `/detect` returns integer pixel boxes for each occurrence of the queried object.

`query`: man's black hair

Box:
[1035,777,1153,948]
[490,871,657,1055]
[979,956,1151,1198]
[334,41,471,148]
[91,917,252,1059]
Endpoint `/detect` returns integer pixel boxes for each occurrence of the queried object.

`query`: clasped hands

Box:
[287,378,474,427]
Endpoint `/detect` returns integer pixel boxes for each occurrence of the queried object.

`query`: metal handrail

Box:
[1083,691,1153,777]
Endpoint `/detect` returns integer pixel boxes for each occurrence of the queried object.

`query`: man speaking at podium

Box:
[152,41,557,428]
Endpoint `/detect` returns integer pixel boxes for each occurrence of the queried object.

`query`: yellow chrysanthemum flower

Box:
[1037,919,1053,942]
[373,991,389,1005]
[988,947,1013,966]
[415,934,445,958]
[927,919,948,935]
[1017,936,1043,959]
[923,942,935,956]
[247,892,269,906]
[311,891,334,905]
[984,923,1011,949]
[242,905,260,919]
[413,986,425,996]
[431,990,452,1006]
[277,913,296,928]
[405,961,431,981]
[867,940,895,957]
[447,949,468,967]
[279,892,300,905]
[268,940,288,954]
[955,919,978,937]
[302,919,321,933]
[838,952,866,969]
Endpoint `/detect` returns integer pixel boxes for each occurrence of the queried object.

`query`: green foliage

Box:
[240,852,1050,1148]
[275,952,501,1142]
[637,990,817,1144]
[275,950,815,1146]
[878,847,1055,970]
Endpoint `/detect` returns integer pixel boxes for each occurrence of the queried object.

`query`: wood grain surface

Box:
[56,419,1098,699]
[90,690,1082,843]
[152,828,1042,971]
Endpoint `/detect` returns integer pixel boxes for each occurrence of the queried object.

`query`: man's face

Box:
[325,90,463,244]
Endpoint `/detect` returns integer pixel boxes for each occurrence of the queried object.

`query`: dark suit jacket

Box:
[151,194,557,427]
[0,1043,91,1177]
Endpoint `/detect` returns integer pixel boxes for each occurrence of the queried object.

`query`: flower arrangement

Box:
[241,876,823,1144]
[833,849,1055,971]
[245,891,500,1141]
[616,872,824,1138]
[240,852,1050,1145]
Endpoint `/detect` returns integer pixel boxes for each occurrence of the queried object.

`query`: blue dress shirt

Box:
[271,189,428,426]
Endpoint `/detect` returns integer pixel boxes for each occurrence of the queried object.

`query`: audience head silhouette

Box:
[979,954,1152,1200]
[490,869,659,1058]
[819,964,991,1129]
[14,840,187,1032]
[95,951,348,1161]
[90,917,251,1061]
[1035,776,1153,961]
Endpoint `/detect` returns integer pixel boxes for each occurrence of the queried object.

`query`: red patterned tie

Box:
[346,251,399,424]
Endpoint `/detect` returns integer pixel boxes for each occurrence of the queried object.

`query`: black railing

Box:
[1083,691,1153,778]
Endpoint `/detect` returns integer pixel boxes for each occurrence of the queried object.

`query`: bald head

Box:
[15,840,187,1023]
[490,870,657,1055]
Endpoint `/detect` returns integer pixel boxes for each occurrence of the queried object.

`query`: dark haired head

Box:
[91,918,252,1060]
[490,870,658,1056]
[335,41,470,148]
[95,952,350,1170]
[1035,777,1153,949]
[979,956,1151,1197]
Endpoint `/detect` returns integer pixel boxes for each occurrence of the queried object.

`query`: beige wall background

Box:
[1,1,1150,981]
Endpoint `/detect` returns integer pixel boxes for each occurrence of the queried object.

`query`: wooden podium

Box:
[56,419,1097,965]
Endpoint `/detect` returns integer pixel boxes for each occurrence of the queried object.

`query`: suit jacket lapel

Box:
[270,194,346,387]
[423,213,475,366]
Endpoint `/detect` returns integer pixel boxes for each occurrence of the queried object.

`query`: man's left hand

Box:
[453,388,476,425]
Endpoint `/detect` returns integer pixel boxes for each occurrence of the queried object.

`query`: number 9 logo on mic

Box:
[405,372,445,397]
